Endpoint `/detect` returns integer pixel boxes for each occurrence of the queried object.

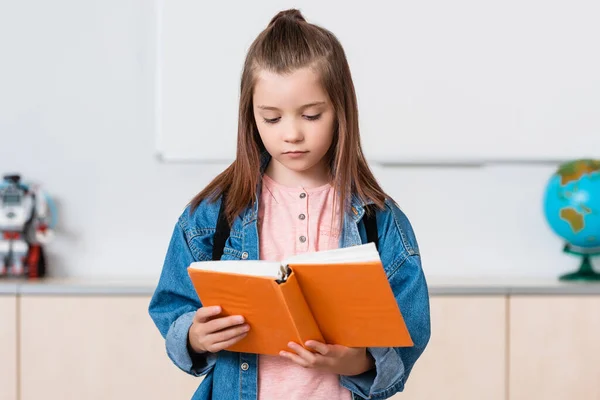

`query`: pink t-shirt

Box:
[257,174,351,400]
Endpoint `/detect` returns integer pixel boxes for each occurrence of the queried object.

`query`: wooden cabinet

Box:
[7,289,600,400]
[19,295,200,400]
[0,295,17,400]
[395,296,507,400]
[509,295,600,400]
[15,294,508,400]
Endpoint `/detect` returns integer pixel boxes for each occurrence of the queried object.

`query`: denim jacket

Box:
[148,179,431,400]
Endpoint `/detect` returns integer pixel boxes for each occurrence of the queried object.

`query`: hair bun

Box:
[268,9,306,27]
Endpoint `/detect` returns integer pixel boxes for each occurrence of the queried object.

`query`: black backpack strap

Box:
[212,192,230,261]
[363,205,379,251]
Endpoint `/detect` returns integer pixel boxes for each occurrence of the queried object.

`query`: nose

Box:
[282,120,304,143]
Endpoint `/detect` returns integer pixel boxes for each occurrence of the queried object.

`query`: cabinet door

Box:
[393,296,507,400]
[509,295,600,400]
[0,295,17,400]
[19,295,200,400]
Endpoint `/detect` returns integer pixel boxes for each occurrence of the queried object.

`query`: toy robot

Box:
[0,175,56,278]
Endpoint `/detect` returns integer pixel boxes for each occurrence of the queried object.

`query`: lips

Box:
[283,151,307,154]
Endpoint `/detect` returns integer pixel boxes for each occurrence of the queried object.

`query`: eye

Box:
[304,114,322,121]
[263,117,280,124]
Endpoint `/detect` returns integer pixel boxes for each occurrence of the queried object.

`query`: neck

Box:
[264,159,331,188]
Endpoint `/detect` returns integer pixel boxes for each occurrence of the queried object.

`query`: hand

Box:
[35,227,54,244]
[188,306,250,353]
[280,341,375,376]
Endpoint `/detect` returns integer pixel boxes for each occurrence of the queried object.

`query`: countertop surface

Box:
[2,276,600,295]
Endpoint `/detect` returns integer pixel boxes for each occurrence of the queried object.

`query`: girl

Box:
[149,9,430,400]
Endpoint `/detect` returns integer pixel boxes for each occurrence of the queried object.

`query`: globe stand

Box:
[559,244,600,282]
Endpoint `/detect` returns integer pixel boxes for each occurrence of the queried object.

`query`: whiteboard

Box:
[156,0,600,164]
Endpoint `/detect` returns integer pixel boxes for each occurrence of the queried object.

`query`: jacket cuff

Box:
[165,311,217,376]
[340,347,405,400]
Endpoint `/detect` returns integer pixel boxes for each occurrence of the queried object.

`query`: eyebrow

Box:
[256,101,326,111]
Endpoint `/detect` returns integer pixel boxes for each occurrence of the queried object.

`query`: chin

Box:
[276,157,319,173]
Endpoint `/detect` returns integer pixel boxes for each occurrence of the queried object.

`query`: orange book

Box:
[187,243,413,355]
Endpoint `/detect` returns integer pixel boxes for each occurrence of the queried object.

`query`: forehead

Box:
[253,68,328,107]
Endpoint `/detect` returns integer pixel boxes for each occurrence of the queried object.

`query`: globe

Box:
[543,159,600,281]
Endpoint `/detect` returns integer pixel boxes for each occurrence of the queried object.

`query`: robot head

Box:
[3,175,21,185]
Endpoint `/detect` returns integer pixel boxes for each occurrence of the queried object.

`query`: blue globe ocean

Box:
[543,159,600,251]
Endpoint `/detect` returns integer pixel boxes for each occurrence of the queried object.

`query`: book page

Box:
[188,260,283,278]
[283,242,379,265]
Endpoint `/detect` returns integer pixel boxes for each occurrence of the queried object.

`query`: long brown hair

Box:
[190,9,389,223]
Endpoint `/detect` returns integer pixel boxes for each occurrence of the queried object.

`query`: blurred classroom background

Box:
[1,0,599,399]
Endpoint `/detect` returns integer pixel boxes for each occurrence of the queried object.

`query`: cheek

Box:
[315,117,335,147]
[257,126,280,153]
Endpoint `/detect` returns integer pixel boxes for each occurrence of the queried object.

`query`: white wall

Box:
[0,0,587,278]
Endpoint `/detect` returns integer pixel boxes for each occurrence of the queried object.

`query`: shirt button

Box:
[299,236,306,243]
[298,214,306,220]
[241,362,249,371]
[299,193,306,199]
[241,252,249,259]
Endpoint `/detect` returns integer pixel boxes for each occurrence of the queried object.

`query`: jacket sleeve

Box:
[148,213,217,376]
[340,203,431,399]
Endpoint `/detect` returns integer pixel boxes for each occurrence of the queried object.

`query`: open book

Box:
[187,242,413,355]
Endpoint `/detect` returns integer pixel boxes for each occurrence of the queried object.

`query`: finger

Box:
[194,306,222,322]
[305,341,332,356]
[287,342,317,362]
[207,324,250,344]
[208,332,248,353]
[204,315,246,334]
[279,350,310,368]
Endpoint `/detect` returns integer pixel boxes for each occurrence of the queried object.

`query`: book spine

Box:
[276,271,325,347]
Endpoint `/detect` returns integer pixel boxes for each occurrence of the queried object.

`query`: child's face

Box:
[253,67,335,183]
